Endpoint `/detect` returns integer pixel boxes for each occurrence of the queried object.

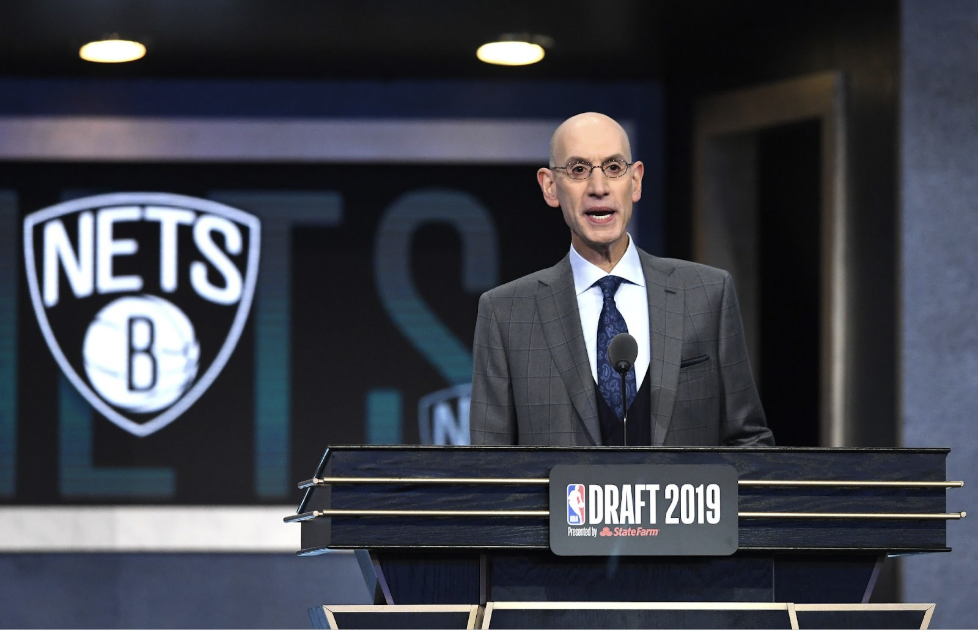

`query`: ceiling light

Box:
[477,35,550,66]
[79,38,146,64]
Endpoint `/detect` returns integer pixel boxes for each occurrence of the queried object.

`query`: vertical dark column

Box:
[756,121,822,446]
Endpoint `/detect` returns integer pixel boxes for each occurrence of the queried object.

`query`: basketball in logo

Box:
[83,295,200,413]
[23,192,261,437]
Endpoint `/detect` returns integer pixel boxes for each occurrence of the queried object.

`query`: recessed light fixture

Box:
[79,38,146,63]
[477,34,551,66]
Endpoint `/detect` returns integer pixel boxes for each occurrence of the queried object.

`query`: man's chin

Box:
[574,232,628,255]
[586,229,627,247]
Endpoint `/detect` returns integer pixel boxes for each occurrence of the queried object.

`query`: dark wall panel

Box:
[661,0,899,447]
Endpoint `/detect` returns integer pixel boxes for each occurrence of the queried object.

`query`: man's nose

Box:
[586,167,611,195]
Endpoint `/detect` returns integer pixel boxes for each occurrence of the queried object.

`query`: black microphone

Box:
[608,333,637,446]
[609,333,638,374]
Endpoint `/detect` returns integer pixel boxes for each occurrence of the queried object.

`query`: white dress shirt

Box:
[568,235,651,389]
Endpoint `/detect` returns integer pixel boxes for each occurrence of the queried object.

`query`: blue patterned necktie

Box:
[594,275,637,419]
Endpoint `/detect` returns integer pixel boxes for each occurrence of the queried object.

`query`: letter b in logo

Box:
[83,295,200,414]
[127,316,156,391]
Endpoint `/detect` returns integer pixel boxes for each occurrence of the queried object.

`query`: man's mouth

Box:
[585,209,616,222]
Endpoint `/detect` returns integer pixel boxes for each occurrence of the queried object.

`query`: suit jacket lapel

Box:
[535,256,601,445]
[641,252,685,445]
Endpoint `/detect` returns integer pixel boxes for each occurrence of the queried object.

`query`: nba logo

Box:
[567,484,586,525]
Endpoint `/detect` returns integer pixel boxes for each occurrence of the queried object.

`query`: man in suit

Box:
[469,112,773,446]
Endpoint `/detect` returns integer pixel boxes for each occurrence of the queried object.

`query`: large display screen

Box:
[0,161,572,505]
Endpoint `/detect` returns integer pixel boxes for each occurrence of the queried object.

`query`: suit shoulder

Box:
[481,261,565,300]
[644,253,732,287]
[477,260,567,323]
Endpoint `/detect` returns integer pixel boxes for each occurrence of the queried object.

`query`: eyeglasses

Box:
[552,158,633,180]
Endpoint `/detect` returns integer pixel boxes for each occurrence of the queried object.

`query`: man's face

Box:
[537,116,644,259]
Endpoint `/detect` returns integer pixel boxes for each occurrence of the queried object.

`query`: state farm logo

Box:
[598,526,659,537]
[23,193,261,437]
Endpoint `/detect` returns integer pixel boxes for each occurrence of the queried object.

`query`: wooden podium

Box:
[287,446,963,629]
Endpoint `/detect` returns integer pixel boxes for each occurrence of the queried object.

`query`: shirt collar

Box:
[569,234,646,296]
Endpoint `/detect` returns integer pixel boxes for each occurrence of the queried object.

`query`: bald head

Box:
[548,112,632,167]
[537,111,643,271]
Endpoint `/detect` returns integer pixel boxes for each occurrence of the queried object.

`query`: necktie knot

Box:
[595,275,625,302]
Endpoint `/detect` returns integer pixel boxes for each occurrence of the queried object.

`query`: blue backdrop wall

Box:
[900,2,978,628]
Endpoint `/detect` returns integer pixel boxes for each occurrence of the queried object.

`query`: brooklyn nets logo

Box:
[23,193,261,437]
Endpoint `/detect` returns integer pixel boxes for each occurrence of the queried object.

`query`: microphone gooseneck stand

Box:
[608,332,638,447]
[618,368,628,446]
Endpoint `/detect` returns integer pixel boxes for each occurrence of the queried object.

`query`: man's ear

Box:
[537,168,561,208]
[630,161,645,203]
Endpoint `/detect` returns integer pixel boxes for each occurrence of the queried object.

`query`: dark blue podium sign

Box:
[549,464,739,556]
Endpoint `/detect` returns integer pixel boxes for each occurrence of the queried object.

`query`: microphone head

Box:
[608,333,638,374]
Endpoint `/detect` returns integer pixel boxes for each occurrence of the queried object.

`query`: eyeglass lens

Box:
[564,160,629,179]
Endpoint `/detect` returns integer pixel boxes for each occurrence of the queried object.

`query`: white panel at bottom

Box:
[0,506,302,552]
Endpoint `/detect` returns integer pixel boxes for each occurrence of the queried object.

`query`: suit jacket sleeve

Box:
[469,291,517,444]
[718,272,775,446]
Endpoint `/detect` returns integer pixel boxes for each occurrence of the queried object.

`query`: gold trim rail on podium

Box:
[288,473,966,522]
[286,509,965,521]
[299,476,964,489]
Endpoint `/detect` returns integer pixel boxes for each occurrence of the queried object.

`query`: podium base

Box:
[311,602,935,629]
[364,550,886,605]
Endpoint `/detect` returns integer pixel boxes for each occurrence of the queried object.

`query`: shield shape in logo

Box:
[23,192,261,437]
[418,383,471,445]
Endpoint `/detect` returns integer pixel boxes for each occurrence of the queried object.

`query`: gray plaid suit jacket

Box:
[469,249,774,446]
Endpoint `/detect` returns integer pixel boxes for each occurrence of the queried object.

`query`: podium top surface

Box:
[292,446,959,555]
[313,445,951,453]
